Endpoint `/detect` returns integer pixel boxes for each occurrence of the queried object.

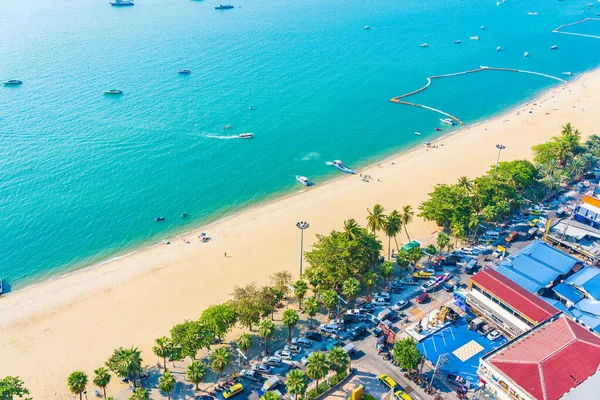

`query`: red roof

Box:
[487,315,600,400]
[471,269,558,323]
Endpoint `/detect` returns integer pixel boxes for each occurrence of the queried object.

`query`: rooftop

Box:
[565,267,600,301]
[484,315,600,400]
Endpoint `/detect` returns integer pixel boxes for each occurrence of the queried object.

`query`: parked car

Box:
[487,330,503,341]
[529,218,539,227]
[274,350,293,360]
[400,277,419,286]
[325,338,344,351]
[252,364,272,374]
[420,279,437,293]
[413,271,432,279]
[374,292,391,299]
[342,342,356,355]
[260,376,283,394]
[505,231,519,243]
[444,278,459,292]
[526,227,538,239]
[262,356,283,366]
[357,302,376,313]
[392,299,409,311]
[304,331,322,342]
[446,374,467,386]
[343,313,365,324]
[300,351,314,365]
[388,283,403,293]
[292,337,312,347]
[284,344,301,354]
[223,383,244,399]
[347,308,361,315]
[372,327,383,337]
[464,259,478,274]
[378,374,398,390]
[239,369,261,382]
[319,324,339,334]
[371,297,391,306]
[416,293,430,304]
[478,324,494,337]
[492,249,504,258]
[349,325,367,340]
[378,308,394,321]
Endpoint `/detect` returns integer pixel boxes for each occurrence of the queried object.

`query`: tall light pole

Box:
[495,144,506,174]
[296,221,309,277]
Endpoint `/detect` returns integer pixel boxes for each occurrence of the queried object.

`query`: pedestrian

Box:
[224,252,227,257]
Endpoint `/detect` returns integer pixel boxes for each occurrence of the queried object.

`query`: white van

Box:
[482,231,500,241]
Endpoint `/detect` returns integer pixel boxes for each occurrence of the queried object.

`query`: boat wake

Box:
[301,152,321,161]
[202,133,246,140]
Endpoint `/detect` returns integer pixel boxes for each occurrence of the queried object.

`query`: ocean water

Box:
[1,0,599,290]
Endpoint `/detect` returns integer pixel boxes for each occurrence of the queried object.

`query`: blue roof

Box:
[553,282,585,304]
[496,241,580,294]
[566,267,600,301]
[541,297,574,315]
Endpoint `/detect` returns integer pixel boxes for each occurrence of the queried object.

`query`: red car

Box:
[416,293,430,304]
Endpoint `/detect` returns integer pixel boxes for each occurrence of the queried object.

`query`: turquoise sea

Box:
[1,0,599,290]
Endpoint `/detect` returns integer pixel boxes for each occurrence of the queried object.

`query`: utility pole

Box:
[495,144,506,174]
[296,221,309,277]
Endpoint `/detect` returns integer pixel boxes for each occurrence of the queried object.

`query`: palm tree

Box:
[292,280,308,309]
[384,211,402,258]
[211,347,231,377]
[379,261,394,284]
[362,271,377,296]
[105,346,143,389]
[396,250,411,278]
[327,346,350,376]
[320,289,338,317]
[303,296,320,329]
[282,309,299,342]
[153,336,173,371]
[467,213,480,239]
[366,204,386,236]
[400,205,414,241]
[67,371,88,400]
[261,391,281,400]
[457,176,473,193]
[285,369,308,400]
[258,318,276,355]
[93,367,111,399]
[187,361,206,391]
[342,278,360,304]
[236,333,253,358]
[342,218,361,241]
[567,157,586,178]
[306,352,329,392]
[129,388,150,400]
[158,370,176,400]
[424,245,437,261]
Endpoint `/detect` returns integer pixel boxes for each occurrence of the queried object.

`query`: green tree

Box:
[384,210,402,258]
[396,250,411,278]
[320,289,338,317]
[362,271,378,295]
[282,309,300,342]
[270,270,293,298]
[451,221,467,246]
[93,367,111,399]
[379,261,394,284]
[129,388,150,400]
[342,277,360,303]
[236,333,253,357]
[261,391,280,400]
[158,370,176,400]
[457,176,473,193]
[424,244,437,261]
[392,338,423,371]
[327,346,350,376]
[260,285,283,320]
[366,204,386,235]
[418,184,473,228]
[306,352,329,392]
[258,319,276,355]
[292,279,308,309]
[106,347,143,389]
[170,320,213,361]
[231,282,264,331]
[285,369,308,400]
[187,361,206,391]
[200,302,237,342]
[211,347,231,377]
[0,376,31,400]
[153,336,173,371]
[342,218,361,241]
[408,247,424,265]
[303,296,320,329]
[400,205,415,241]
[67,371,87,400]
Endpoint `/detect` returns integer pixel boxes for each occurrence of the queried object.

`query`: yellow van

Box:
[378,374,398,390]
[223,383,244,399]
[395,390,413,400]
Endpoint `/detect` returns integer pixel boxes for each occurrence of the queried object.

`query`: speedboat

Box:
[364,25,370,30]
[178,69,191,74]
[3,79,22,85]
[224,125,231,129]
[563,72,574,76]
[440,118,455,126]
[524,52,529,57]
[420,43,429,47]
[110,0,134,5]
[238,133,253,139]
[328,160,355,174]
[481,25,485,30]
[248,106,254,110]
[470,36,479,40]
[454,40,462,44]
[527,11,537,15]
[215,4,234,9]
[551,45,558,50]
[414,132,421,136]
[104,89,122,95]
[295,175,313,186]
[156,217,165,221]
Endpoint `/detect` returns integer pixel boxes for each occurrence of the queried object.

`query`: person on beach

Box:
[224,252,227,257]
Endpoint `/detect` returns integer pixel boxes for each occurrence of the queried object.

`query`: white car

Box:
[291,337,312,348]
[274,350,293,360]
[347,309,361,315]
[487,330,503,341]
[319,324,339,334]
[262,356,283,366]
[371,297,391,306]
[420,279,437,293]
[239,369,261,381]
[301,351,314,365]
[392,299,409,310]
[284,344,302,354]
[492,249,504,258]
[373,292,391,299]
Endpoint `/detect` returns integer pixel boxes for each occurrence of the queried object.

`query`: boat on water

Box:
[248,106,254,110]
[295,175,313,186]
[435,127,442,131]
[0,279,3,295]
[497,46,501,51]
[524,52,529,57]
[563,72,574,76]
[104,89,122,95]
[3,79,22,85]
[328,160,355,174]
[364,25,370,30]
[110,0,134,6]
[215,4,234,9]
[224,125,231,129]
[156,217,165,221]
[440,118,455,126]
[238,133,253,139]
[178,69,191,74]
[470,36,479,40]
[414,132,421,136]
[527,11,538,15]
[454,40,462,44]
[420,43,429,47]
[551,45,558,50]
[481,25,485,30]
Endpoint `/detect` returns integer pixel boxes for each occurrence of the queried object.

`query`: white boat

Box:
[420,43,429,47]
[551,45,558,50]
[328,160,355,174]
[295,175,313,186]
[470,36,479,40]
[3,79,22,85]
[481,26,485,30]
[414,132,421,136]
[454,40,462,44]
[364,25,370,30]
[524,52,529,57]
[497,46,501,51]
[563,72,574,76]
[440,118,455,126]
[0,279,3,295]
[110,0,134,5]
[238,133,253,139]
[527,11,538,15]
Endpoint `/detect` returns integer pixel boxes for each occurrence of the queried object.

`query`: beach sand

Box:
[1,70,599,398]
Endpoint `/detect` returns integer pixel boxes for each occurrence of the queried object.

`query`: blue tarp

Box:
[553,283,585,304]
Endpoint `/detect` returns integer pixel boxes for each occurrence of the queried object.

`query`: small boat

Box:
[3,79,23,85]
[524,52,529,57]
[364,25,370,30]
[295,175,313,186]
[238,133,253,139]
[527,11,538,15]
[440,118,455,126]
[563,72,574,76]
[470,36,479,40]
[420,43,429,47]
[480,65,489,69]
[110,0,134,5]
[414,132,421,136]
[551,45,558,50]
[328,160,355,174]
[248,106,254,110]
[224,125,231,129]
[497,46,501,51]
[0,279,3,295]
[435,127,442,131]
[215,4,234,9]
[454,40,462,44]
[178,69,191,74]
[181,213,188,218]
[481,25,485,30]
[103,89,122,95]
[156,217,165,221]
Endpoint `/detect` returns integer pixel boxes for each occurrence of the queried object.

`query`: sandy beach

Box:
[1,69,599,398]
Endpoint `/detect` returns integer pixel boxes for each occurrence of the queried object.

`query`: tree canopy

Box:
[392,338,423,371]
[170,320,213,361]
[0,376,31,400]
[200,302,237,342]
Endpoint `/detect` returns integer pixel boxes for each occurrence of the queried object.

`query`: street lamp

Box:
[495,144,506,173]
[296,221,309,277]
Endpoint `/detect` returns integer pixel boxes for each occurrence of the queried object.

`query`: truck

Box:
[444,277,460,292]
[505,230,519,243]
[526,227,539,240]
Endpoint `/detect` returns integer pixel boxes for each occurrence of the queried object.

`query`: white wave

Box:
[301,152,320,161]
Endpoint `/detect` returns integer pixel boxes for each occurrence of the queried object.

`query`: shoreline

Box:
[1,67,599,399]
[4,67,587,295]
